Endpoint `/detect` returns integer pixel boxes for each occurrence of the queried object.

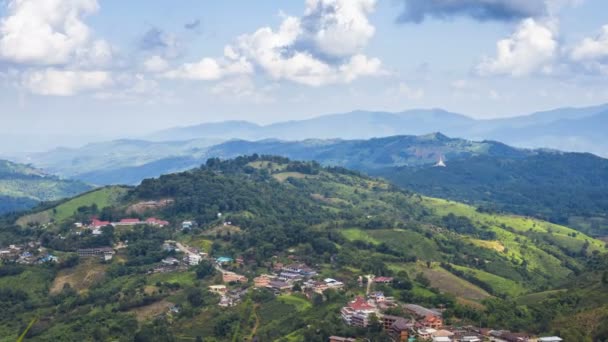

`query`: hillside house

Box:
[432,337,451,342]
[283,264,317,277]
[145,217,170,227]
[268,280,292,292]
[405,304,442,318]
[381,315,413,342]
[222,271,247,283]
[186,254,202,265]
[209,285,228,294]
[370,291,386,302]
[181,221,194,230]
[89,219,110,229]
[113,218,141,226]
[422,315,443,329]
[341,296,377,327]
[161,257,179,266]
[254,274,273,288]
[374,276,394,284]
[324,278,344,289]
[537,338,562,342]
[77,247,115,261]
[279,271,303,282]
[418,328,437,340]
[216,256,233,264]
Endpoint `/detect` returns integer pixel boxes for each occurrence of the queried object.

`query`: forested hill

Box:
[123,135,608,236]
[21,133,608,236]
[0,159,92,215]
[373,152,608,236]
[2,156,607,340]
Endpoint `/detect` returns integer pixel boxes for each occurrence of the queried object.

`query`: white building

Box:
[186,254,202,265]
[538,337,563,342]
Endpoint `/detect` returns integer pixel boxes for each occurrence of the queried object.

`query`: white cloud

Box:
[477,18,558,76]
[166,0,383,86]
[571,25,608,64]
[0,0,109,66]
[144,55,170,73]
[301,0,376,57]
[163,55,253,81]
[21,69,112,96]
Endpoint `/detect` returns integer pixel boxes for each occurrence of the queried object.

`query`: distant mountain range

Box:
[17,133,520,185]
[0,160,92,214]
[146,104,608,157]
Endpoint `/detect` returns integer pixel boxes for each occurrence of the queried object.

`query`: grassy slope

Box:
[420,197,603,280]
[16,186,129,226]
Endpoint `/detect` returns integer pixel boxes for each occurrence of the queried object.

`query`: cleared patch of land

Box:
[420,265,492,301]
[50,260,107,294]
[129,299,174,322]
[272,172,317,182]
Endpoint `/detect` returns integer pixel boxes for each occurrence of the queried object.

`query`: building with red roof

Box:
[90,219,110,229]
[341,296,377,327]
[374,276,394,284]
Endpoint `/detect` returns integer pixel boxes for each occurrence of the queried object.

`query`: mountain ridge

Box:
[142,104,608,157]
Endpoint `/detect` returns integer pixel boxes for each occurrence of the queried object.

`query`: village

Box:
[1,216,565,342]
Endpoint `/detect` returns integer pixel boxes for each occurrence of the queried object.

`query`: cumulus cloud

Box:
[166,0,383,86]
[21,68,112,96]
[397,0,549,23]
[477,18,558,76]
[163,54,253,81]
[0,0,110,66]
[571,25,608,62]
[298,0,376,58]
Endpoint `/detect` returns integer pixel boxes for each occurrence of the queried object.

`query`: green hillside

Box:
[0,156,606,340]
[0,159,92,215]
[16,186,129,227]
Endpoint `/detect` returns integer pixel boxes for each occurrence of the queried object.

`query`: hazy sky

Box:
[1,0,608,141]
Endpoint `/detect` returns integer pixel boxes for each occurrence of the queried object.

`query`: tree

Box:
[187,288,204,307]
[195,261,216,279]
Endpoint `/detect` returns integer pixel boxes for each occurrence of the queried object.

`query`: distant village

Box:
[1,214,564,342]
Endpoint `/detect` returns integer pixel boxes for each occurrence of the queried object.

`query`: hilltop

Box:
[1,156,606,340]
[0,159,92,215]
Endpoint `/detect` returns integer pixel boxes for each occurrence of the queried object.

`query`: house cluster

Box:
[303,277,345,294]
[208,284,249,307]
[338,296,563,342]
[0,243,58,265]
[76,217,170,235]
[251,263,329,294]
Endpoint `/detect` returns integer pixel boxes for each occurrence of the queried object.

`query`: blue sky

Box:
[1,0,608,143]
